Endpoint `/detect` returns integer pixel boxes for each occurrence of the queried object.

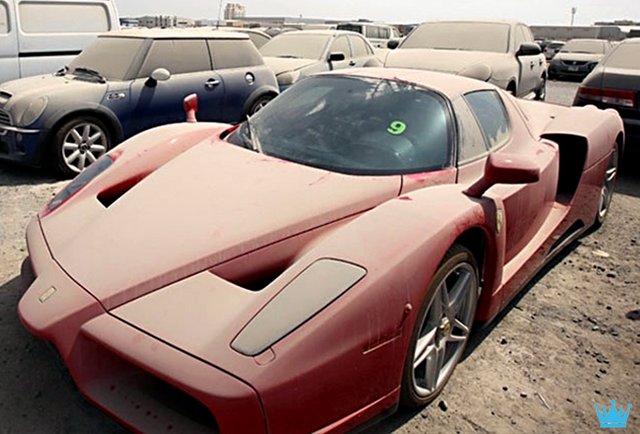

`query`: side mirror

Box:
[465,153,540,198]
[183,93,198,123]
[328,52,346,63]
[387,39,400,50]
[516,42,542,57]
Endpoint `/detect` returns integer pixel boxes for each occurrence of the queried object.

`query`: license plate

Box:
[568,66,579,72]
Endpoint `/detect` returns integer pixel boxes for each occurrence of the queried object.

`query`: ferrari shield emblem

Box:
[496,209,504,234]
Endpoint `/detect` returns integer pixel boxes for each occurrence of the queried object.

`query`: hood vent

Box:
[97,173,149,208]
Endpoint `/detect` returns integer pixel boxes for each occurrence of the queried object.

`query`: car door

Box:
[327,35,354,70]
[0,0,19,83]
[208,38,265,123]
[127,38,225,136]
[515,25,544,96]
[348,34,377,67]
[458,90,556,264]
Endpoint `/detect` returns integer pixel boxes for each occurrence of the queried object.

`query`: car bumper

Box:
[18,218,267,434]
[0,124,46,165]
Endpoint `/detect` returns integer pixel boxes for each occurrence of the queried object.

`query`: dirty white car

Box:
[385,20,547,100]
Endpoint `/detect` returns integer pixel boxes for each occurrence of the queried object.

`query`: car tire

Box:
[534,76,547,101]
[593,144,619,228]
[247,94,274,117]
[53,116,111,178]
[400,245,480,408]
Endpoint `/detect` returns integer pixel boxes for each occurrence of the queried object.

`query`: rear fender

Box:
[540,105,623,167]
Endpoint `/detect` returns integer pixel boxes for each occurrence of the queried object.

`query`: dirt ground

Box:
[0,81,638,433]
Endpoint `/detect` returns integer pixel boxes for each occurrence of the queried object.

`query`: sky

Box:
[113,0,640,26]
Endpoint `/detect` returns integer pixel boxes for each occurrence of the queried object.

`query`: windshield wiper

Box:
[276,55,300,59]
[243,116,263,154]
[73,67,106,83]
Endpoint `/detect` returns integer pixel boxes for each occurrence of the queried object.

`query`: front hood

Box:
[553,52,603,63]
[41,140,400,309]
[263,57,318,75]
[384,48,507,74]
[0,74,107,113]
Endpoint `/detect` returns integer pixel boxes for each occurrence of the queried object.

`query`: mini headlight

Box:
[19,96,48,126]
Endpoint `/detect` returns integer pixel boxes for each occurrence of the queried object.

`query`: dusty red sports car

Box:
[19,68,623,433]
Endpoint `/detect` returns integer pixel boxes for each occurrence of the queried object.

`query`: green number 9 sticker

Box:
[387,120,407,136]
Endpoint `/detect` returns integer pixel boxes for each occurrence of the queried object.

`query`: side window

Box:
[209,39,263,69]
[380,27,390,39]
[0,2,8,34]
[246,33,269,49]
[464,91,511,149]
[452,97,489,163]
[349,35,372,57]
[18,2,110,33]
[365,26,379,39]
[330,36,351,57]
[513,26,526,50]
[522,26,534,42]
[139,39,210,77]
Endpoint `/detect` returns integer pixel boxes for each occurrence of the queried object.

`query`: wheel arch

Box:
[242,86,279,117]
[45,106,124,147]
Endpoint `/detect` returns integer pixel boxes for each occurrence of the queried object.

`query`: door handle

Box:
[349,60,356,66]
[205,78,221,89]
[530,61,534,70]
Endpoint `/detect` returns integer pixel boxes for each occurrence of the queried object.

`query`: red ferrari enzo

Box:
[19,68,623,433]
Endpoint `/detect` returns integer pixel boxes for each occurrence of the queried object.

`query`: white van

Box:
[0,0,119,83]
[336,21,401,48]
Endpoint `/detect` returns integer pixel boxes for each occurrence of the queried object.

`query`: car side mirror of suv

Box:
[516,43,542,57]
[146,68,171,86]
[328,52,346,63]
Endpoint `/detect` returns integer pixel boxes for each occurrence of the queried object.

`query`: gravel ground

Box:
[0,80,638,433]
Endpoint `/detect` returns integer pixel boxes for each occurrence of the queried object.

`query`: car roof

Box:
[275,29,361,37]
[419,20,520,27]
[322,68,496,99]
[100,28,249,40]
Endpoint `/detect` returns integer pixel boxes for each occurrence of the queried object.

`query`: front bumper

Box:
[0,124,46,165]
[18,218,267,433]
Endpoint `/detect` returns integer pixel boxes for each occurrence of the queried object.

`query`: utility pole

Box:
[217,0,223,28]
[571,7,577,26]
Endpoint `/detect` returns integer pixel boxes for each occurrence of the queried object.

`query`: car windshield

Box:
[227,75,452,175]
[603,43,640,69]
[260,33,330,60]
[400,22,510,53]
[68,36,145,81]
[561,40,605,54]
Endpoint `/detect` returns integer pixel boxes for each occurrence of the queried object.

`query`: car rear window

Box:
[604,43,640,69]
[209,39,263,69]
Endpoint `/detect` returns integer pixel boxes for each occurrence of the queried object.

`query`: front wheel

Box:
[400,245,480,407]
[53,116,111,178]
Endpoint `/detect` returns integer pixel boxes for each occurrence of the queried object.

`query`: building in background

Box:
[531,25,625,41]
[224,3,246,20]
[136,15,194,28]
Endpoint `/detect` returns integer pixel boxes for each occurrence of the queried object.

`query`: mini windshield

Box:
[228,76,452,175]
[400,22,510,53]
[260,34,330,60]
[560,40,606,54]
[68,36,145,81]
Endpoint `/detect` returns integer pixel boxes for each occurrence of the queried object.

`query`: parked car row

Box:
[548,38,614,80]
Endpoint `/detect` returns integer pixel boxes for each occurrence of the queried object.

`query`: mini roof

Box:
[101,28,249,40]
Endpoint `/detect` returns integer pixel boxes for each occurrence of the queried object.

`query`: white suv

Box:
[337,21,400,48]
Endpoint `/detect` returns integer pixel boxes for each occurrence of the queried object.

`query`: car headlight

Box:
[277,70,301,86]
[18,96,48,126]
[232,259,367,356]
